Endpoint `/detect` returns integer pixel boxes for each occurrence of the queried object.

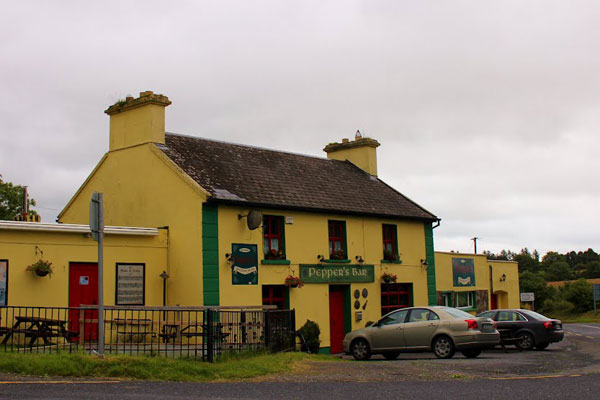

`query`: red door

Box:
[69,263,99,341]
[329,286,346,354]
[490,294,498,310]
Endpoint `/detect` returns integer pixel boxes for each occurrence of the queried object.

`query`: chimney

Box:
[105,90,172,151]
[323,131,381,176]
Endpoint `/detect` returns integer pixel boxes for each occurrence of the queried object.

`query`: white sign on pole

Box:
[520,292,535,302]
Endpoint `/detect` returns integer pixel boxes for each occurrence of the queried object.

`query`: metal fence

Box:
[0,305,296,361]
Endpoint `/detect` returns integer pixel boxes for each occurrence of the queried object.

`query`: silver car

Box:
[343,306,500,360]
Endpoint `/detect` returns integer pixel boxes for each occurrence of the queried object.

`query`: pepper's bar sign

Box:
[0,260,7,306]
[452,258,475,287]
[232,244,258,285]
[116,264,145,305]
[300,265,374,283]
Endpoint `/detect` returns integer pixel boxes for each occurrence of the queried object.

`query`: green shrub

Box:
[543,298,575,315]
[298,320,320,354]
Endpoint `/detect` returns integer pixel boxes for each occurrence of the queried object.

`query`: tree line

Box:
[484,248,599,315]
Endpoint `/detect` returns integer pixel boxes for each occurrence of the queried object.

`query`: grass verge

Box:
[550,310,600,323]
[0,351,335,382]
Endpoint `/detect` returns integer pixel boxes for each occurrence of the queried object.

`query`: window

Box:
[441,292,452,307]
[455,291,475,309]
[382,224,399,261]
[497,311,527,322]
[379,309,408,326]
[381,283,411,315]
[328,220,347,260]
[407,309,439,322]
[263,215,285,259]
[262,285,286,310]
[0,260,7,306]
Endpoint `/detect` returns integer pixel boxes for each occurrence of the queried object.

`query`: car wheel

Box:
[383,352,400,360]
[535,342,549,350]
[432,336,455,359]
[516,332,535,350]
[460,349,482,358]
[350,338,372,361]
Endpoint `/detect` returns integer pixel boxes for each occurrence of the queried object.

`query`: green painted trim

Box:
[202,204,219,306]
[318,347,330,354]
[261,259,291,265]
[322,259,351,264]
[381,260,403,264]
[343,286,351,334]
[424,222,437,306]
[285,287,290,310]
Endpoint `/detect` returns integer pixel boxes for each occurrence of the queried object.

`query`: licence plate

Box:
[481,323,494,332]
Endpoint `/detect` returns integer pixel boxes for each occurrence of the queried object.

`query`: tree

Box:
[514,248,540,273]
[0,174,36,220]
[544,261,574,282]
[519,270,553,312]
[559,279,593,313]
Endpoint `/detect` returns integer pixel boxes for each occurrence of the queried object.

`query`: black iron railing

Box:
[0,306,295,361]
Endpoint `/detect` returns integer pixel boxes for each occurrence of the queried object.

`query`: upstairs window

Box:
[263,215,285,260]
[328,220,347,260]
[382,224,399,261]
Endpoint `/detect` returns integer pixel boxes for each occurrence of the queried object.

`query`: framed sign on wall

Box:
[115,263,145,305]
[0,260,7,306]
[231,244,258,285]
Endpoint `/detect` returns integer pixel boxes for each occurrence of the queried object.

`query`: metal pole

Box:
[471,237,478,254]
[97,194,105,357]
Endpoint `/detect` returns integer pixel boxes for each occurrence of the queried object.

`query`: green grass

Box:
[550,310,600,323]
[0,351,335,382]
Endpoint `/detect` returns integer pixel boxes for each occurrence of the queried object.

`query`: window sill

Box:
[261,259,291,265]
[381,260,403,264]
[322,259,351,264]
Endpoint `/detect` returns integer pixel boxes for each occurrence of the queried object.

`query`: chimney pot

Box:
[342,138,349,144]
[126,96,134,101]
[140,90,154,97]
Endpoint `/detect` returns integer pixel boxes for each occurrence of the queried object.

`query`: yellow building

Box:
[45,90,440,353]
[0,221,167,308]
[434,251,520,313]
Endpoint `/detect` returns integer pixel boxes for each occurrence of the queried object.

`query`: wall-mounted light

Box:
[355,256,364,263]
[420,259,428,270]
[317,254,325,262]
[500,273,507,282]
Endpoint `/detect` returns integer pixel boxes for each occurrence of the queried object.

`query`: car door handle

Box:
[395,326,404,330]
[428,323,436,327]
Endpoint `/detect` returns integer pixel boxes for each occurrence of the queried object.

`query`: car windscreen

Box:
[442,307,476,319]
[522,310,550,321]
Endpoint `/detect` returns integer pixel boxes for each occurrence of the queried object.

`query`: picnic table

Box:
[0,315,77,346]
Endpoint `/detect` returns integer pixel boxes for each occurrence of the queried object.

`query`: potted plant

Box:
[284,275,304,288]
[26,259,53,277]
[265,248,285,260]
[330,249,346,260]
[298,320,321,353]
[381,271,397,283]
[383,249,401,262]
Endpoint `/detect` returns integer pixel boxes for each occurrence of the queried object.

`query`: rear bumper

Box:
[546,330,564,343]
[454,332,500,349]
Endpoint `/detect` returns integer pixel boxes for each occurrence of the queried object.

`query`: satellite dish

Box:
[246,210,263,230]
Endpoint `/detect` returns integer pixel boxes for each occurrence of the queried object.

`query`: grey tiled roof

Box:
[158,133,438,221]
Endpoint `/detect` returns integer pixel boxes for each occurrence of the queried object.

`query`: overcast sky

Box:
[1,1,598,256]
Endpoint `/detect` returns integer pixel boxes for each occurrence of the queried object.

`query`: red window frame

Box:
[328,220,346,259]
[263,215,283,255]
[382,224,397,259]
[381,283,411,315]
[262,285,286,310]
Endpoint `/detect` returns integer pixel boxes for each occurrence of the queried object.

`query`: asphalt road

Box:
[1,323,600,399]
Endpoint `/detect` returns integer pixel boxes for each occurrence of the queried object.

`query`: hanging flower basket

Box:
[26,259,53,278]
[381,272,397,283]
[265,249,285,260]
[284,275,304,288]
[383,249,401,262]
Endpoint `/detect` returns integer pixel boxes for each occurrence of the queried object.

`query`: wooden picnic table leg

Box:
[0,320,21,345]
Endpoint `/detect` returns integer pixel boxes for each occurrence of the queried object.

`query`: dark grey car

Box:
[477,309,564,350]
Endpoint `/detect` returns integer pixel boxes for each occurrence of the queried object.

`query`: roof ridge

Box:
[165,132,335,163]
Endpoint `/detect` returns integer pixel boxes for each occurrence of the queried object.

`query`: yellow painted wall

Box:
[434,252,520,311]
[217,205,430,349]
[0,229,167,307]
[325,146,378,176]
[58,143,209,306]
[109,104,166,151]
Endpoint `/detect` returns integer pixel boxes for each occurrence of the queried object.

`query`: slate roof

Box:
[158,133,438,221]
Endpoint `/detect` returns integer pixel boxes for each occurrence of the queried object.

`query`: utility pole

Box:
[471,237,478,254]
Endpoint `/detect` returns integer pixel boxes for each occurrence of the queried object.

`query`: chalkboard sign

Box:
[116,263,145,305]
